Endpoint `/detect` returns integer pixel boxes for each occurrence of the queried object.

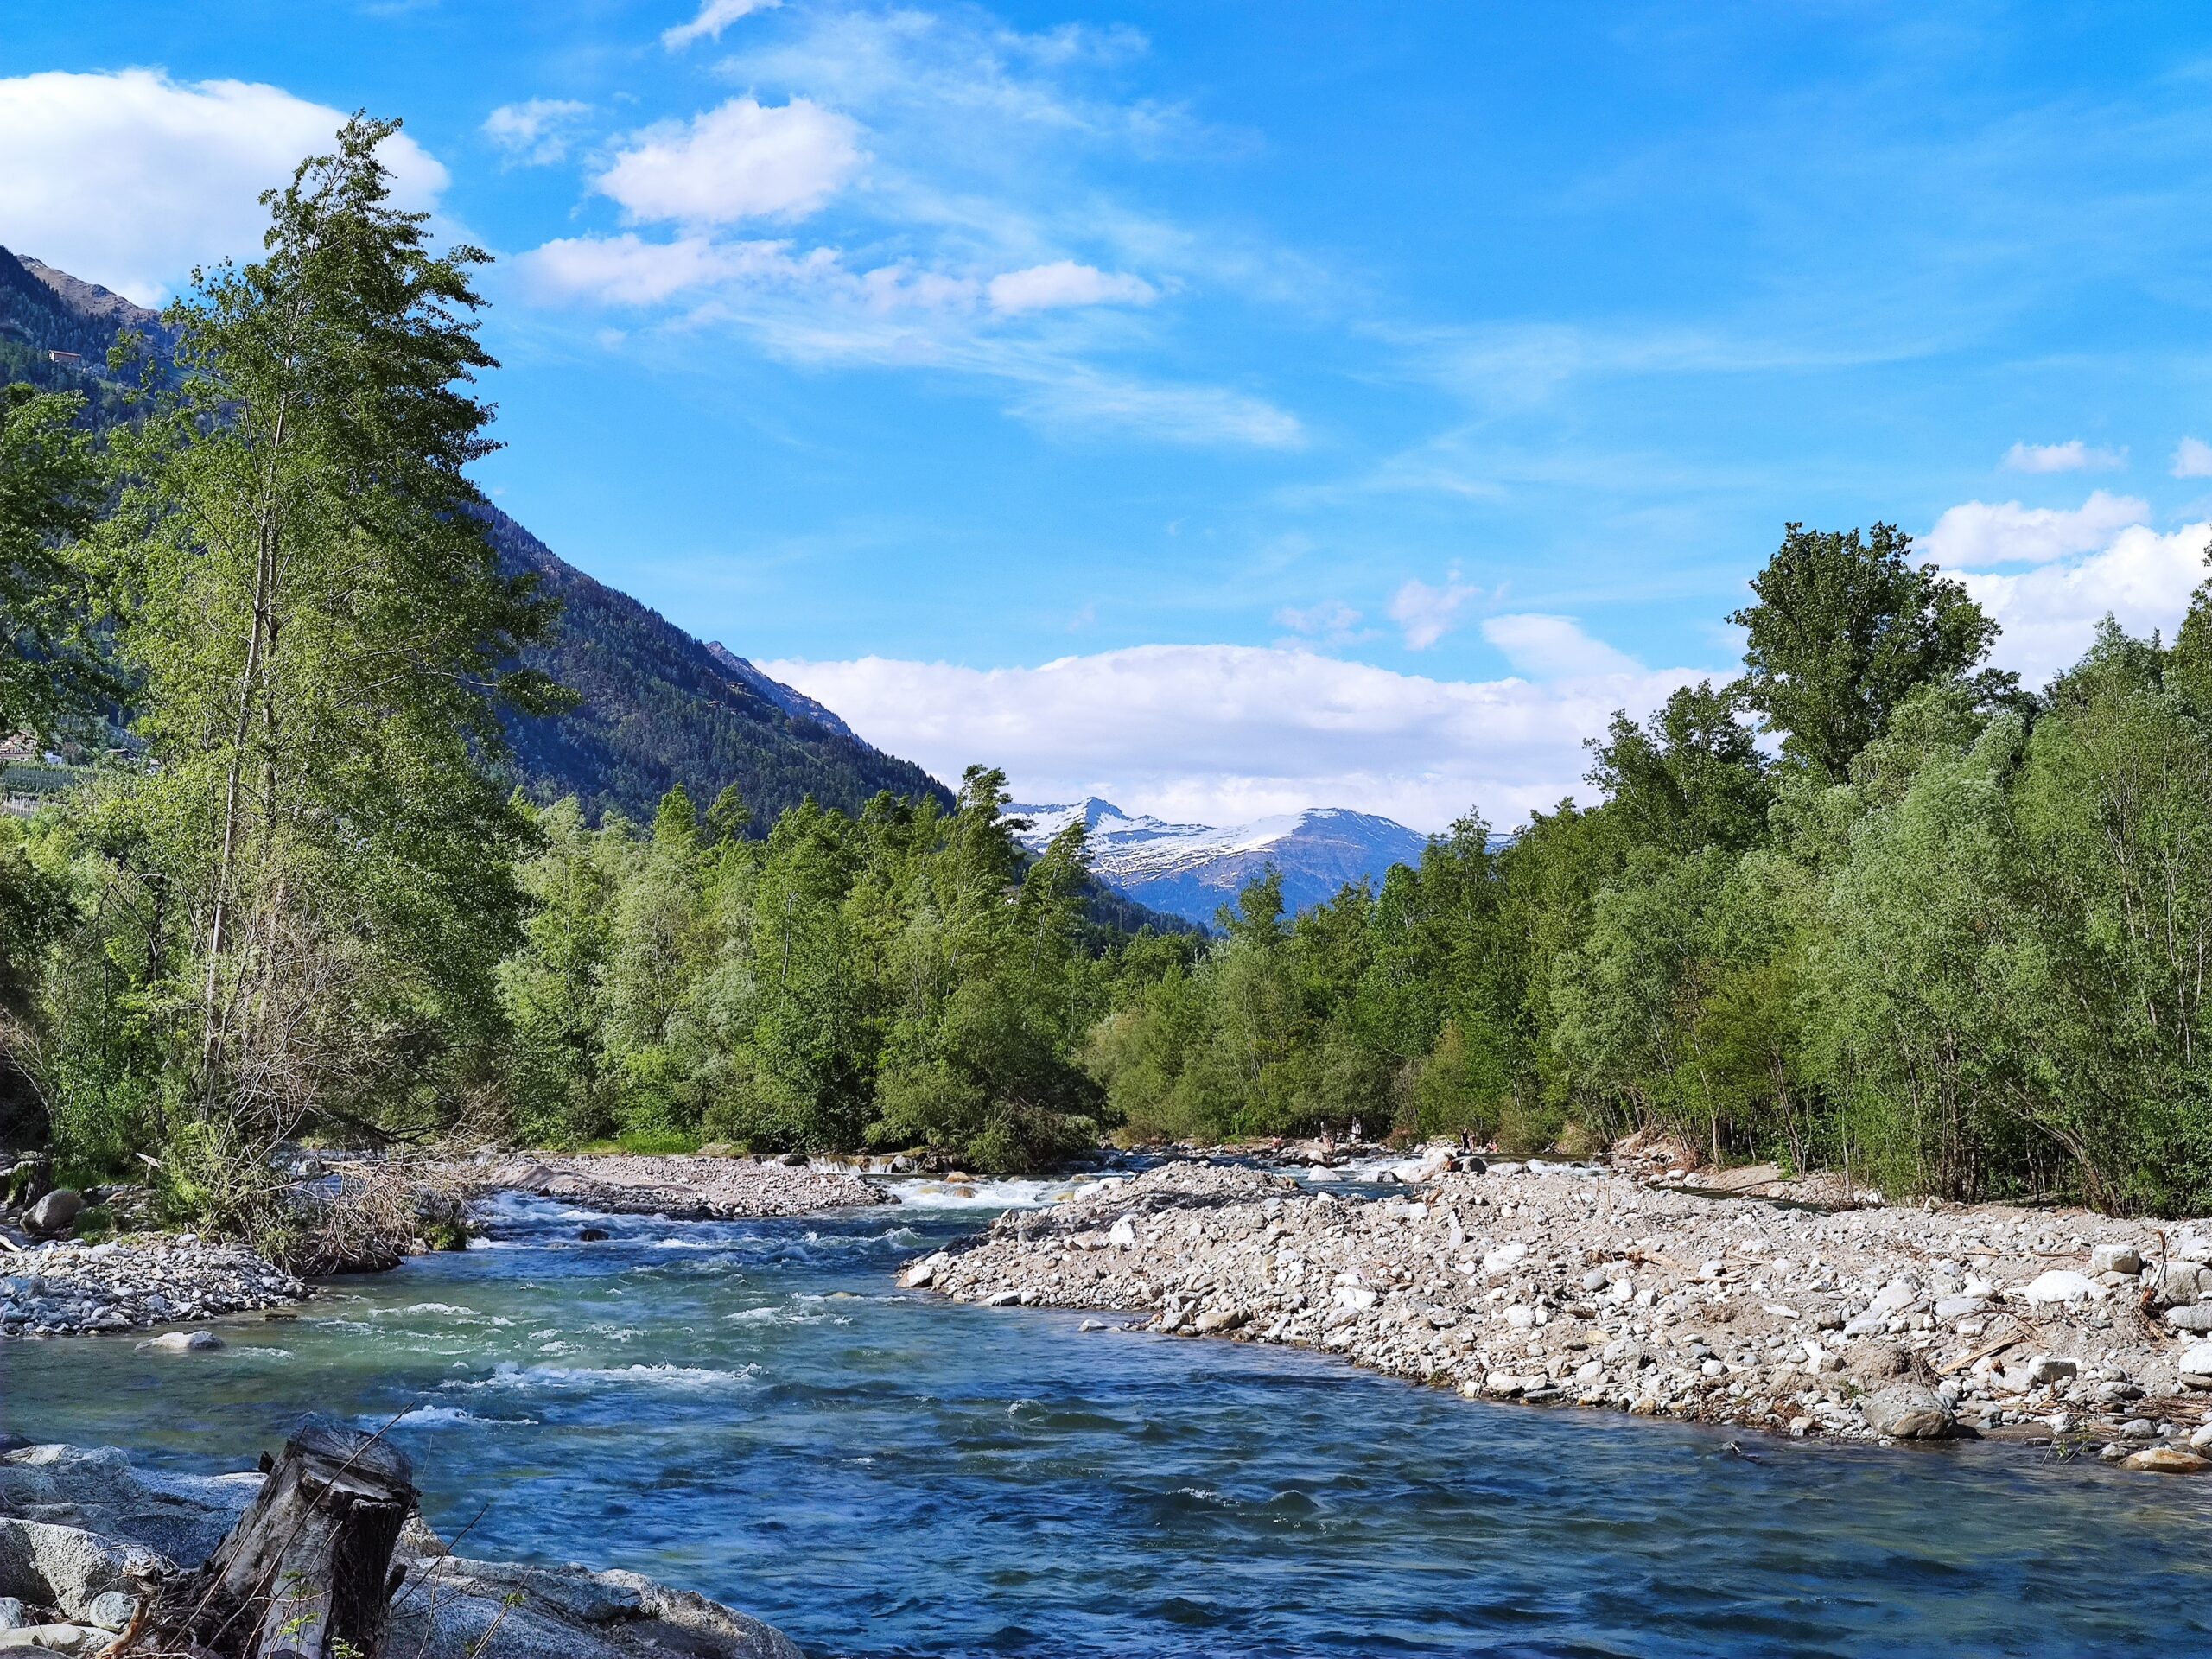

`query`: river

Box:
[3,1180,2209,1657]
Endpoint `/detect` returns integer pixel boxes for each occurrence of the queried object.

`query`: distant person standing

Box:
[1350,1116,1363,1145]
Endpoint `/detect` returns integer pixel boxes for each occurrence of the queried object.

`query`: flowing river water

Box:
[4,1179,2210,1657]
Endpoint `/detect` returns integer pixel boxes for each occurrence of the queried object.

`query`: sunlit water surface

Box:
[4,1181,2209,1657]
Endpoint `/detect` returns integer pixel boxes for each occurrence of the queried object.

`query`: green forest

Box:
[7,120,2212,1221]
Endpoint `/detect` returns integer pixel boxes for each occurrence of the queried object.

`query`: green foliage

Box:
[492,768,1111,1173]
[1731,521,2012,780]
[0,381,111,739]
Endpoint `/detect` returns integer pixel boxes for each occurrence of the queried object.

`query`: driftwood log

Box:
[146,1422,416,1659]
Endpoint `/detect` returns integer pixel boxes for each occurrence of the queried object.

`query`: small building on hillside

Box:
[46,349,79,365]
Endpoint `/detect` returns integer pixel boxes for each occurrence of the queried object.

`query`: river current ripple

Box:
[3,1183,2209,1656]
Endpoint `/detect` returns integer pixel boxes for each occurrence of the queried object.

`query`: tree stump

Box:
[150,1421,416,1658]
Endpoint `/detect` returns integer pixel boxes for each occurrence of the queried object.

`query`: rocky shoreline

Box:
[468,1152,886,1218]
[0,1439,800,1656]
[1,1237,307,1340]
[906,1158,2212,1471]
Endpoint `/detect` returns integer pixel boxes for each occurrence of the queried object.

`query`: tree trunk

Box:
[151,1422,416,1658]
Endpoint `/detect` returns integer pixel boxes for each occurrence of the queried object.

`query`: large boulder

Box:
[1862,1384,1957,1440]
[390,1559,803,1659]
[0,1517,168,1624]
[22,1190,82,1237]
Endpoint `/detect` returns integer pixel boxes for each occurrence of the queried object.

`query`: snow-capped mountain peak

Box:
[1006,798,1429,927]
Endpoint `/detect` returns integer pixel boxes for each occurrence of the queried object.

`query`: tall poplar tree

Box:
[105,115,565,1136]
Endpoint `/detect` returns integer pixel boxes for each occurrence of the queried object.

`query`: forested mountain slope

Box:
[484,509,951,822]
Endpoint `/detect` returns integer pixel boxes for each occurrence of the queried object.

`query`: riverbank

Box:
[908,1158,2212,1468]
[0,1439,801,1656]
[0,1237,307,1338]
[467,1151,887,1217]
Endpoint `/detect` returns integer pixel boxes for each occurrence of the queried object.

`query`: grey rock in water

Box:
[23,1190,83,1237]
[142,1330,223,1353]
[1863,1384,1957,1440]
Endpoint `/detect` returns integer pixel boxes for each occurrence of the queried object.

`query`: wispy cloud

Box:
[663,0,780,53]
[1274,600,1365,645]
[510,2,1299,448]
[483,98,591,166]
[988,260,1154,315]
[2002,439,2126,474]
[2175,437,2212,480]
[1388,570,1482,649]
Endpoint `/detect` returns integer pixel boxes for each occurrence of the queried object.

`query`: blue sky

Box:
[6,3,2212,828]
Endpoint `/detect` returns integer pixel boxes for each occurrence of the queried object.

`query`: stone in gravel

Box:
[23,1190,82,1237]
[1193,1308,1246,1334]
[2158,1263,2209,1306]
[2183,1344,2212,1389]
[2019,1270,2104,1306]
[898,1253,948,1289]
[2025,1354,2077,1387]
[2088,1244,2143,1276]
[1109,1217,1136,1249]
[1934,1296,1988,1320]
[2167,1305,2212,1333]
[143,1331,223,1352]
[1863,1384,1956,1440]
[2121,1446,2211,1474]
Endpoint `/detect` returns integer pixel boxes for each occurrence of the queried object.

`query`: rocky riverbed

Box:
[0,1440,800,1657]
[908,1158,2212,1470]
[0,1238,306,1340]
[469,1151,886,1218]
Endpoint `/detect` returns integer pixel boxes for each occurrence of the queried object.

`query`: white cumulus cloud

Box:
[0,69,446,304]
[484,98,591,166]
[1481,613,1641,678]
[2174,437,2212,479]
[1961,519,2211,687]
[759,645,1708,833]
[2002,439,2126,474]
[1922,489,2149,569]
[663,0,780,52]
[987,260,1156,315]
[594,97,864,226]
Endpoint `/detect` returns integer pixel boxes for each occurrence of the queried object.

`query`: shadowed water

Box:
[3,1187,2209,1657]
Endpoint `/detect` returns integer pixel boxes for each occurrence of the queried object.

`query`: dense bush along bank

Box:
[8,117,2212,1220]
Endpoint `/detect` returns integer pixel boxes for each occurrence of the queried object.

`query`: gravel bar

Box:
[907,1158,2212,1470]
